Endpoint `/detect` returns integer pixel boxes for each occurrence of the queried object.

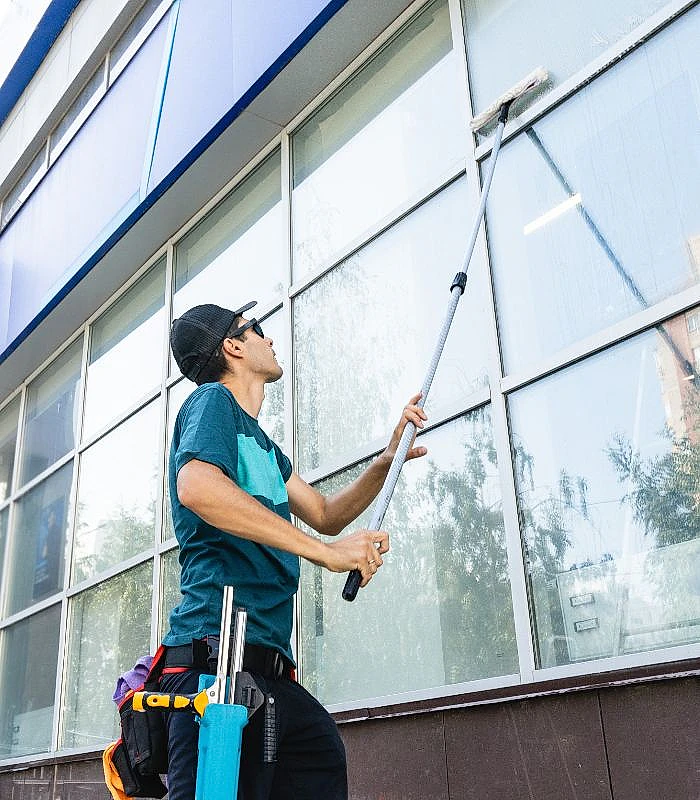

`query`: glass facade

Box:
[0,0,698,764]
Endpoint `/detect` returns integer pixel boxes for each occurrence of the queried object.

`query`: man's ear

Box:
[221,337,245,360]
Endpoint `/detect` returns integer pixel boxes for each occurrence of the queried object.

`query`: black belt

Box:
[164,638,294,680]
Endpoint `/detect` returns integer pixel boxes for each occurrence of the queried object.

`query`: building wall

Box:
[1,674,698,798]
[0,0,699,793]
[0,0,145,192]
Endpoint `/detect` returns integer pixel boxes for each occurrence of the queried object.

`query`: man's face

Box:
[234,317,283,383]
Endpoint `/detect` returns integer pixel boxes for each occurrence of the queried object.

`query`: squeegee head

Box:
[470,67,548,132]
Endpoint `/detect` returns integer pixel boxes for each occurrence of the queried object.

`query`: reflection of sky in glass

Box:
[294,177,489,474]
[73,402,160,583]
[171,155,285,378]
[299,409,517,705]
[173,203,284,315]
[510,320,700,666]
[83,263,165,439]
[464,0,669,123]
[488,8,700,375]
[20,337,82,486]
[292,0,467,279]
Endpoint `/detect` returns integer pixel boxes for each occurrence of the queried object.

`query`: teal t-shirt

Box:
[163,382,299,663]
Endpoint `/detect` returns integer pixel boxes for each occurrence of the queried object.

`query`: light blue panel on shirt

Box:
[236,435,288,506]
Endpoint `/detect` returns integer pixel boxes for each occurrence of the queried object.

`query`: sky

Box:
[0,0,52,88]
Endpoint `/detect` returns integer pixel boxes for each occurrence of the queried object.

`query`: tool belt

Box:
[164,637,295,680]
[107,646,169,799]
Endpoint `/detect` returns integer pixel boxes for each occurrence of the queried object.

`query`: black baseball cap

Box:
[170,301,257,384]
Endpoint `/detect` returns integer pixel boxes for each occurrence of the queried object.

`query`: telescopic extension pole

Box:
[342,68,548,601]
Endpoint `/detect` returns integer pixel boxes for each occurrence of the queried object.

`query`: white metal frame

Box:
[0,0,699,768]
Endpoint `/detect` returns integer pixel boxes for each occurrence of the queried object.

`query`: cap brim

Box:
[233,300,257,317]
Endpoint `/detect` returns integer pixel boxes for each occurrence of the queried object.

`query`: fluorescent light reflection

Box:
[523,193,582,235]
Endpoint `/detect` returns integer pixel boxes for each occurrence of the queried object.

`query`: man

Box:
[161,301,427,800]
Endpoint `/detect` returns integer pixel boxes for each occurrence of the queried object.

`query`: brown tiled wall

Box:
[0,758,110,800]
[1,677,697,799]
[340,676,700,800]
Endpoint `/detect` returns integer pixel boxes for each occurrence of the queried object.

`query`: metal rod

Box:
[342,105,512,602]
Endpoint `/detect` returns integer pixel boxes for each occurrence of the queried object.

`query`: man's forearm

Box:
[178,460,327,563]
[323,454,391,534]
[177,459,390,583]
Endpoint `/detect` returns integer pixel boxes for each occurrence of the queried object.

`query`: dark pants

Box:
[160,668,347,800]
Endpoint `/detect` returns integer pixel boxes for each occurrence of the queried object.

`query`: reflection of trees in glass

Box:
[516,376,700,665]
[63,563,152,748]
[259,376,285,446]
[74,492,156,582]
[606,389,700,633]
[300,410,519,703]
[607,416,700,548]
[294,252,395,472]
[416,408,519,681]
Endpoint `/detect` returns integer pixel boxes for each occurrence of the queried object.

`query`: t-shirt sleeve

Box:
[175,387,239,480]
[272,441,293,483]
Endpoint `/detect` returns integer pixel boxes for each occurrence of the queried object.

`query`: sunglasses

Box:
[229,318,265,340]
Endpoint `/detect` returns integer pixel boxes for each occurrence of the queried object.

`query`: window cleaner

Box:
[342,67,550,601]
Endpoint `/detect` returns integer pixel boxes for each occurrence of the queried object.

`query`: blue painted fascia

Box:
[0,0,82,128]
[0,0,349,366]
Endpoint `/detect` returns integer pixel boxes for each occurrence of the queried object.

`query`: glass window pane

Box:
[299,409,517,705]
[487,11,700,375]
[20,338,82,486]
[256,312,287,450]
[1,146,46,228]
[0,508,7,586]
[0,396,20,502]
[510,313,700,668]
[49,66,104,160]
[160,548,180,640]
[83,260,165,438]
[0,605,61,758]
[163,379,194,541]
[292,0,468,280]
[110,0,164,78]
[172,152,284,377]
[294,177,489,474]
[62,563,152,749]
[463,0,670,127]
[6,462,73,616]
[73,401,160,583]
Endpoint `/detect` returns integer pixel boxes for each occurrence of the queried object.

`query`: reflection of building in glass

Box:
[655,308,700,443]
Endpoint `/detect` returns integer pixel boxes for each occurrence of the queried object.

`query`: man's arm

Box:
[177,459,388,586]
[288,393,428,536]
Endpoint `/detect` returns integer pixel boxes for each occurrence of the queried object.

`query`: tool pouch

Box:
[108,646,169,798]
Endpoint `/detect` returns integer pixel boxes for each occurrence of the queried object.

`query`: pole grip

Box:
[133,690,208,716]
